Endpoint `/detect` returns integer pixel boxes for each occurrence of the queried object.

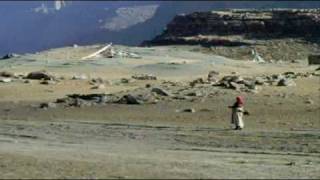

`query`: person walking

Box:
[229,96,245,130]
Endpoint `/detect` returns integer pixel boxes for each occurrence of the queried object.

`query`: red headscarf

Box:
[236,96,244,106]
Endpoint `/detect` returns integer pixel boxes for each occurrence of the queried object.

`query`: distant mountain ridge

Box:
[1,1,320,56]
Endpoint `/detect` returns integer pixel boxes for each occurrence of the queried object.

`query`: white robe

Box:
[231,107,244,128]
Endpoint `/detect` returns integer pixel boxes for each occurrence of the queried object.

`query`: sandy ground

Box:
[0,44,319,179]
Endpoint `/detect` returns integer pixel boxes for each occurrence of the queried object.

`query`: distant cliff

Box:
[144,9,320,46]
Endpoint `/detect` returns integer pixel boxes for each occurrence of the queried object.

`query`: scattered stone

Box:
[308,54,320,65]
[132,74,157,80]
[180,108,196,113]
[90,77,104,84]
[186,91,203,97]
[244,81,257,90]
[40,102,57,109]
[151,87,171,96]
[0,71,15,78]
[1,53,19,60]
[0,78,12,83]
[277,78,296,86]
[24,80,31,84]
[255,77,265,85]
[230,82,242,91]
[120,78,130,84]
[26,71,55,80]
[286,161,296,166]
[199,108,211,112]
[208,70,220,83]
[40,80,56,85]
[190,78,204,87]
[312,71,320,76]
[72,74,88,80]
[117,94,143,105]
[305,99,314,104]
[91,84,106,90]
[145,84,151,88]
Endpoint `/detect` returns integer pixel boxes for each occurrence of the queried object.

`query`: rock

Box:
[24,80,31,84]
[190,78,204,87]
[272,74,285,81]
[132,74,157,80]
[90,77,104,84]
[283,72,295,76]
[74,98,92,107]
[40,80,56,85]
[255,77,265,85]
[61,93,118,106]
[305,99,314,104]
[145,84,151,88]
[0,78,12,83]
[277,78,296,86]
[230,82,242,91]
[151,87,171,96]
[40,102,57,109]
[145,9,320,46]
[308,54,320,65]
[26,71,55,80]
[312,71,320,76]
[120,78,130,84]
[1,53,19,60]
[0,71,15,78]
[179,108,196,113]
[286,162,296,166]
[283,72,297,79]
[186,91,203,97]
[91,84,106,90]
[117,94,143,105]
[208,70,220,82]
[72,74,88,80]
[243,80,257,90]
[315,66,320,71]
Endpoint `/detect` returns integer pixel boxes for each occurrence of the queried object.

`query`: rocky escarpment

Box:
[146,9,320,43]
[143,9,320,62]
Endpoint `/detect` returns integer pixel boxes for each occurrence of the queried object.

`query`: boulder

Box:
[26,71,54,80]
[255,77,265,85]
[230,82,242,91]
[0,71,15,78]
[120,78,130,84]
[179,108,196,113]
[40,102,57,109]
[1,53,19,60]
[132,74,157,80]
[308,54,320,65]
[91,84,106,90]
[208,70,220,82]
[305,99,314,104]
[72,74,88,80]
[190,78,205,87]
[117,94,143,105]
[90,78,104,84]
[40,80,56,85]
[277,78,296,86]
[186,91,203,97]
[151,87,171,96]
[0,78,12,83]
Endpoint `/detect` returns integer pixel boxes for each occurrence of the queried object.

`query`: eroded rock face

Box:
[145,9,320,45]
